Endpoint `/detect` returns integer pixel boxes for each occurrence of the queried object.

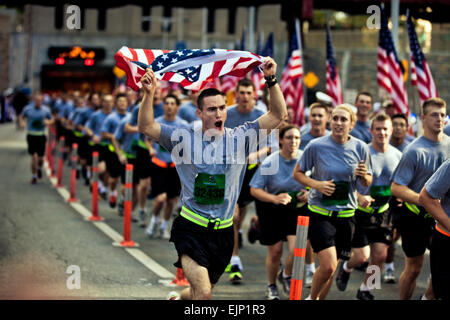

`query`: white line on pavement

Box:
[44,161,175,280]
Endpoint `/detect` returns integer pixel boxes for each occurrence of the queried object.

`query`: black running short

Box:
[237,164,258,208]
[351,208,394,248]
[104,149,124,178]
[254,199,309,246]
[307,207,355,261]
[150,162,180,198]
[136,146,153,180]
[26,134,47,157]
[398,205,434,258]
[170,215,234,285]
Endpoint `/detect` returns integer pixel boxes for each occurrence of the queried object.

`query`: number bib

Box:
[194,173,225,205]
[321,181,350,206]
[369,185,391,208]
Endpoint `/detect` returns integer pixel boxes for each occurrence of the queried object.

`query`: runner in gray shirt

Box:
[294,104,373,300]
[419,159,450,300]
[391,97,449,300]
[335,114,402,300]
[137,57,287,300]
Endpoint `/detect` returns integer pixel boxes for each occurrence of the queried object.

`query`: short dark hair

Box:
[236,78,255,92]
[278,124,301,148]
[164,94,180,106]
[391,113,408,125]
[370,113,391,129]
[422,97,446,115]
[115,93,127,102]
[197,88,225,110]
[355,91,373,104]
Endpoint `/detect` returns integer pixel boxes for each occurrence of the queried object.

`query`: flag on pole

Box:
[325,24,343,106]
[377,6,409,115]
[115,47,263,91]
[406,10,438,104]
[280,19,305,126]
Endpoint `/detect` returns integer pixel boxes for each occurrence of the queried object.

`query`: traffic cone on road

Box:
[171,268,189,286]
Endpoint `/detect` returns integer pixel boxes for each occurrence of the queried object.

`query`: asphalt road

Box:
[0,123,433,301]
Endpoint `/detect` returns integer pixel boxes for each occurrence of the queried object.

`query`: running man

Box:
[419,159,450,301]
[138,56,286,300]
[19,92,54,184]
[350,91,373,144]
[334,113,402,300]
[391,97,449,300]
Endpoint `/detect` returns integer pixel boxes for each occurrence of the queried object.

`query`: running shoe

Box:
[146,219,159,238]
[167,291,180,300]
[161,228,171,240]
[383,268,396,284]
[356,289,374,300]
[109,195,117,208]
[99,190,107,200]
[266,284,280,300]
[335,261,351,292]
[229,265,242,284]
[37,168,42,179]
[224,264,232,273]
[138,210,147,227]
[277,268,291,295]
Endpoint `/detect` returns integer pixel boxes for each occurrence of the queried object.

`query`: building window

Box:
[54,5,63,29]
[142,6,151,32]
[207,8,215,33]
[98,8,106,31]
[228,7,236,34]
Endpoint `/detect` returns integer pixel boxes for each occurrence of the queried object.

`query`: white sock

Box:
[160,219,169,231]
[282,268,290,278]
[110,189,117,197]
[385,262,394,271]
[230,256,243,270]
[150,215,159,226]
[421,294,429,300]
[360,282,370,292]
[305,295,312,300]
[343,261,353,273]
[98,181,106,192]
[306,263,316,273]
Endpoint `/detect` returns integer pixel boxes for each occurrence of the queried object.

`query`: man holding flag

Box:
[132,49,286,299]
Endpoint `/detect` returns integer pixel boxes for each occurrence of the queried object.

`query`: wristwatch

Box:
[264,75,277,88]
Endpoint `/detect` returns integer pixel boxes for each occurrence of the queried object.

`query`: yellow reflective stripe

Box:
[308,204,355,218]
[137,140,148,150]
[74,131,84,137]
[247,163,257,170]
[180,206,233,229]
[405,202,420,214]
[27,130,45,136]
[358,203,389,214]
[121,150,136,159]
[108,144,115,152]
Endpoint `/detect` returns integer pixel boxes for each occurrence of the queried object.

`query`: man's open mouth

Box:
[215,121,223,129]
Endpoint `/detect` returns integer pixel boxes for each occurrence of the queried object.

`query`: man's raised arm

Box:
[137,68,161,141]
[257,57,288,131]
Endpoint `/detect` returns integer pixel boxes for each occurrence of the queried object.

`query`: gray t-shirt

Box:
[249,150,306,195]
[391,135,450,194]
[300,129,331,150]
[361,144,402,207]
[225,105,264,128]
[425,159,450,217]
[158,120,260,221]
[299,135,373,211]
[351,120,372,144]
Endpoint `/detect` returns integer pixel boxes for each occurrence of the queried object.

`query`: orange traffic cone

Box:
[171,268,190,286]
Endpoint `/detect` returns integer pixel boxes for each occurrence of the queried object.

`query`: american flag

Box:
[280,19,305,126]
[221,28,248,94]
[115,47,263,91]
[407,10,438,104]
[326,24,343,106]
[377,6,409,115]
[251,32,274,91]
